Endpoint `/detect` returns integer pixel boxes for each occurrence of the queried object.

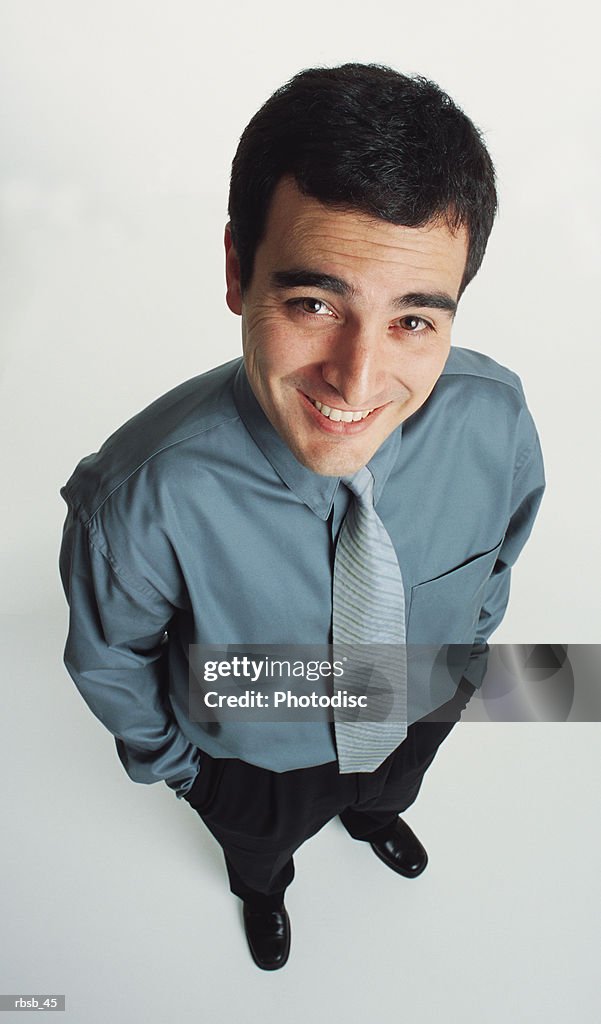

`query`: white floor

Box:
[2,610,600,1024]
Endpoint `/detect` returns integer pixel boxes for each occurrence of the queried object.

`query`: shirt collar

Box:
[232,360,402,520]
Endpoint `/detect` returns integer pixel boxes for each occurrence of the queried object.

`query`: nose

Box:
[320,323,385,409]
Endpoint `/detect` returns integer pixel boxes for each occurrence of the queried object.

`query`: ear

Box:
[224,223,243,315]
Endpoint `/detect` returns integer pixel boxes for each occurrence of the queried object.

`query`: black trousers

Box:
[184,679,475,909]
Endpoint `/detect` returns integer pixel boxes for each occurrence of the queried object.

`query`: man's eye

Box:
[290,297,334,317]
[398,315,432,333]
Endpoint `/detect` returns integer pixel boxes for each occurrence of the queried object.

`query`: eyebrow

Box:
[270,269,458,317]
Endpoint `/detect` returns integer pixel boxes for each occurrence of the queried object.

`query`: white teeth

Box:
[311,398,373,422]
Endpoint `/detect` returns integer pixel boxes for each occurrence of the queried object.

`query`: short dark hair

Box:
[228,63,497,299]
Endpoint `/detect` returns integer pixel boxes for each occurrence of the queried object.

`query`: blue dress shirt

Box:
[59,348,545,798]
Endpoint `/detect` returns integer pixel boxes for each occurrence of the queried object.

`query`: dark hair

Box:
[228,63,497,299]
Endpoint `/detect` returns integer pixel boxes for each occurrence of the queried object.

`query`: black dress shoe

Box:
[369,816,428,878]
[242,903,291,971]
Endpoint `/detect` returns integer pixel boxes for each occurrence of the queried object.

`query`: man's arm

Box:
[463,412,546,688]
[59,503,200,798]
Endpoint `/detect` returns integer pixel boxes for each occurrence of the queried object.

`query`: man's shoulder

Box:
[440,345,526,399]
[416,345,540,468]
[61,357,243,522]
[402,344,540,471]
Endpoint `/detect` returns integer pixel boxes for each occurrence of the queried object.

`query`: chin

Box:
[293,443,373,478]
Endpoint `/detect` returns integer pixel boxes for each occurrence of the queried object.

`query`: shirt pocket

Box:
[407,539,504,645]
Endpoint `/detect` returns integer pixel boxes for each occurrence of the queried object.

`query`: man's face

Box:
[225,177,469,477]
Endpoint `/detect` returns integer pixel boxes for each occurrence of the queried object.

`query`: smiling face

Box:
[225,177,469,477]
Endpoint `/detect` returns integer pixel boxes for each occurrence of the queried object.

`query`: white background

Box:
[1,1,599,1021]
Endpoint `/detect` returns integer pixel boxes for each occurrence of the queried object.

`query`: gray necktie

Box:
[332,466,408,772]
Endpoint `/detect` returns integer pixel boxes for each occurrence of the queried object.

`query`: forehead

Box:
[257,177,468,298]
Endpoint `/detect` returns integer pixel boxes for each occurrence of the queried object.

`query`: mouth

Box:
[297,390,387,435]
[310,399,374,423]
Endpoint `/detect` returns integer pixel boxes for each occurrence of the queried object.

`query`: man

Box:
[59,63,545,971]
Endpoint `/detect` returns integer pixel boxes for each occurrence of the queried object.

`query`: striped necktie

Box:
[332,466,408,773]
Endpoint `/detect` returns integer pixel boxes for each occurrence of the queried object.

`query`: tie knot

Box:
[341,466,374,505]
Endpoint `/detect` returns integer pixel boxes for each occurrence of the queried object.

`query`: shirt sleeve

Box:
[59,500,200,798]
[463,412,546,688]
